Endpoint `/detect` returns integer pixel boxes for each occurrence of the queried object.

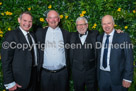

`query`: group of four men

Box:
[1,10,133,91]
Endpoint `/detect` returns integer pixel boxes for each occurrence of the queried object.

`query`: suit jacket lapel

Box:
[96,32,104,68]
[60,28,67,45]
[85,30,95,44]
[60,28,68,60]
[16,28,28,44]
[42,27,48,43]
[40,27,48,59]
[84,31,89,44]
[30,32,36,41]
[75,32,82,44]
[109,30,118,63]
[111,30,118,45]
[99,33,104,56]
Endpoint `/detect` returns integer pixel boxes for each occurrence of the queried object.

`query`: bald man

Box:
[35,10,70,91]
[97,15,134,91]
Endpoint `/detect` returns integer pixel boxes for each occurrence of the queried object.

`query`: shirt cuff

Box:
[123,79,132,83]
[4,82,16,89]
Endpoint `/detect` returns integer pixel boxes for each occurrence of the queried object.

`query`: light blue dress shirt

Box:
[43,27,66,70]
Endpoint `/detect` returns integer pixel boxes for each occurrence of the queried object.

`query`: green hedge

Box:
[0,0,136,91]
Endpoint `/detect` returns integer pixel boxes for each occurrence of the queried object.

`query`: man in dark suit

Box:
[70,17,98,91]
[35,10,70,91]
[1,11,38,91]
[97,15,134,91]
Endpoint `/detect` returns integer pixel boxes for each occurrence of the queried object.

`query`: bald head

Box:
[46,10,60,29]
[47,10,60,18]
[102,15,115,24]
[101,15,115,34]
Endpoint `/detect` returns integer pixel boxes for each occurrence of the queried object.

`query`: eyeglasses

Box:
[76,23,87,27]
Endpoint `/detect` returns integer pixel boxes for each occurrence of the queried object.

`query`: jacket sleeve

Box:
[1,31,15,84]
[123,33,134,81]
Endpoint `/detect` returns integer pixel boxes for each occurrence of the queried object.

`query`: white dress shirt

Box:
[100,29,115,71]
[4,26,38,89]
[100,29,131,83]
[79,31,88,45]
[43,27,66,70]
[20,26,37,66]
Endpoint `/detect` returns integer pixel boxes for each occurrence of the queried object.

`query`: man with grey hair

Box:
[35,10,70,91]
[70,16,99,91]
[97,15,133,91]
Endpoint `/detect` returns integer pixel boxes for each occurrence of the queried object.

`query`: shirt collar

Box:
[19,26,29,36]
[104,29,115,37]
[48,26,60,31]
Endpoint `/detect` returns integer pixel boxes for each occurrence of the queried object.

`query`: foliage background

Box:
[0,0,136,91]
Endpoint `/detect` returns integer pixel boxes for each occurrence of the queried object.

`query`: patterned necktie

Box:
[103,35,110,68]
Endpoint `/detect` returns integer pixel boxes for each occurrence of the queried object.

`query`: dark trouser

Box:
[72,68,97,91]
[41,67,68,91]
[7,66,38,91]
[99,70,128,91]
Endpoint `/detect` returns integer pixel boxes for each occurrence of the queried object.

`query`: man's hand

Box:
[122,80,131,88]
[9,83,22,91]
[116,29,123,33]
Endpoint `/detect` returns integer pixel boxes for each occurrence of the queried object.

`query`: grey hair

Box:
[111,16,115,24]
[76,17,88,24]
[19,11,33,20]
[47,10,60,18]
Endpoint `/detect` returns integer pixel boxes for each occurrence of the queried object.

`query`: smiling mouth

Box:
[51,22,57,24]
[24,25,30,28]
[105,27,110,30]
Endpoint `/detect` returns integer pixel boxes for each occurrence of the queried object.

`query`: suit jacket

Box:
[97,31,134,85]
[35,27,70,72]
[70,30,99,71]
[1,28,37,89]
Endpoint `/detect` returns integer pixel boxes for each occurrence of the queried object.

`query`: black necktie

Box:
[103,35,110,68]
[27,33,35,66]
[79,31,87,37]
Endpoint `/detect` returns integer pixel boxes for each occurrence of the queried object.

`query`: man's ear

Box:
[46,18,48,22]
[86,23,88,28]
[58,18,60,22]
[18,18,20,23]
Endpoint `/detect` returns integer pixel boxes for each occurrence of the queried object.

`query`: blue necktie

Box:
[103,35,110,68]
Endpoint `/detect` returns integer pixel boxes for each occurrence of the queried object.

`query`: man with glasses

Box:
[70,17,98,91]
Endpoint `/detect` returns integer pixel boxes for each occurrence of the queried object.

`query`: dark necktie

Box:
[79,31,87,37]
[27,33,35,66]
[103,35,110,68]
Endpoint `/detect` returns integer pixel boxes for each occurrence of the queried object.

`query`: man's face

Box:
[46,11,60,29]
[18,14,32,32]
[76,19,88,34]
[102,16,114,34]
